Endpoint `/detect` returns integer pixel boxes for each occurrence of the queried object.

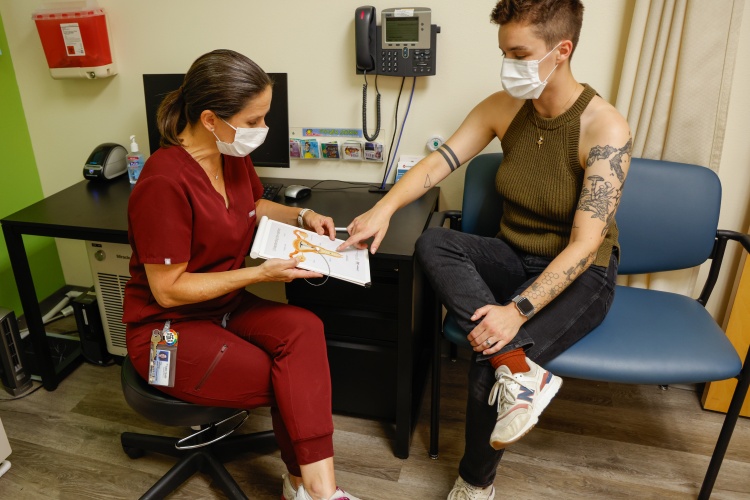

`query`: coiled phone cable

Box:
[362,71,381,141]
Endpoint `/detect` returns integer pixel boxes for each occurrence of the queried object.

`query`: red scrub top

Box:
[123,146,264,324]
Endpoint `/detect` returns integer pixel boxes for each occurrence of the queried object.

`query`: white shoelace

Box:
[488,372,520,412]
[451,478,493,500]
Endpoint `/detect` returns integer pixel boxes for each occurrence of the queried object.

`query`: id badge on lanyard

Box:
[149,320,178,387]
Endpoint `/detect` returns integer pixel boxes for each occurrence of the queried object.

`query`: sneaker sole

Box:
[490,374,562,450]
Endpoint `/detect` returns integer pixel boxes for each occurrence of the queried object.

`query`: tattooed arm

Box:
[468,108,632,355]
[337,91,522,254]
[524,135,632,309]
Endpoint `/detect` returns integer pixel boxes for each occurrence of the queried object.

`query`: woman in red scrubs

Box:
[124,49,360,500]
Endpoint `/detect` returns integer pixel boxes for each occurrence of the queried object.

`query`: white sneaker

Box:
[447,476,495,500]
[296,484,362,500]
[282,472,298,500]
[488,357,562,449]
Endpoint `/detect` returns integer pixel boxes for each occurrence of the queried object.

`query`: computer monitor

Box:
[142,73,290,167]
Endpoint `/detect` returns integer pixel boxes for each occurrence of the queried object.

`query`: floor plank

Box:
[0,355,748,499]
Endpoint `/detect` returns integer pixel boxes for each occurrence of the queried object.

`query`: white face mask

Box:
[500,42,562,100]
[212,119,269,157]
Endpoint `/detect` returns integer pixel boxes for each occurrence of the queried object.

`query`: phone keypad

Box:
[380,49,433,75]
[380,50,400,74]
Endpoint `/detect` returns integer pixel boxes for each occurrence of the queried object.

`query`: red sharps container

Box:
[32,1,117,79]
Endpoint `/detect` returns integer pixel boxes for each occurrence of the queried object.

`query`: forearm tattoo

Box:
[436,144,461,172]
[580,138,632,236]
[424,174,432,188]
[525,250,597,308]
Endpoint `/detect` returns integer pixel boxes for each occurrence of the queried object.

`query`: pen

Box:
[335,227,348,232]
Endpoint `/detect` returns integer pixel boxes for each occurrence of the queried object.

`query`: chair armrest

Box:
[427,210,462,230]
[698,229,750,305]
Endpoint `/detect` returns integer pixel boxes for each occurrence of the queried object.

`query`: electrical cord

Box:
[302,247,332,288]
[379,77,417,190]
[308,180,382,191]
[362,71,381,141]
[380,77,407,189]
[19,304,76,339]
[0,382,43,401]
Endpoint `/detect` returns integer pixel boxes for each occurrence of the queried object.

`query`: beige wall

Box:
[1,0,748,319]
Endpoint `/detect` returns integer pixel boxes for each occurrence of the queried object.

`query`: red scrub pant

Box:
[126,292,333,476]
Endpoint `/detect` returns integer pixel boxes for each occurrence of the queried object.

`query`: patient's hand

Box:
[336,207,392,254]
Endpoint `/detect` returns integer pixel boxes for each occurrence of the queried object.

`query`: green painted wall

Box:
[0,13,65,316]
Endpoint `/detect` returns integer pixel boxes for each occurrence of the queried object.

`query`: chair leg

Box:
[141,452,205,500]
[201,451,249,500]
[123,431,276,499]
[429,327,442,459]
[122,432,183,459]
[450,343,458,362]
[698,352,750,499]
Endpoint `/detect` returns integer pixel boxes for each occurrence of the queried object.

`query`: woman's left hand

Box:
[303,211,336,240]
[467,304,527,356]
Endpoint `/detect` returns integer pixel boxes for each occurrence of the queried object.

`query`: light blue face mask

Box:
[500,41,562,100]
[213,119,269,157]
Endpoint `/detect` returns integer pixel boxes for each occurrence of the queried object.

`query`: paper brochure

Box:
[250,216,371,287]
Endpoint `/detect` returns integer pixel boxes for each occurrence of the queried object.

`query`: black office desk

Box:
[1,175,439,459]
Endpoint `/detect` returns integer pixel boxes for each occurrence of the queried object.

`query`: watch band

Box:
[297,208,314,228]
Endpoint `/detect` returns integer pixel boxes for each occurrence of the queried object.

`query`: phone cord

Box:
[362,73,381,141]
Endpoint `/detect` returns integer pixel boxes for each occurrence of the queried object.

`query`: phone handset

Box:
[355,6,376,71]
[355,6,381,141]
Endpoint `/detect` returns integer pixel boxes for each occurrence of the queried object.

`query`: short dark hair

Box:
[491,0,584,55]
[156,49,273,147]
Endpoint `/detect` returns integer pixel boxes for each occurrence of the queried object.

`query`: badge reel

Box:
[149,320,178,387]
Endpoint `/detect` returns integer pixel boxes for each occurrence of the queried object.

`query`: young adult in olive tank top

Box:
[340,1,632,498]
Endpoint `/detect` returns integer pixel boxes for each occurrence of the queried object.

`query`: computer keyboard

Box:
[261,182,283,201]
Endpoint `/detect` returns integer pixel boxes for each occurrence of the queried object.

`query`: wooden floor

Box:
[1,355,749,499]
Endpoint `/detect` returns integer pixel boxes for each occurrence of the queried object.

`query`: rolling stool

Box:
[120,356,277,499]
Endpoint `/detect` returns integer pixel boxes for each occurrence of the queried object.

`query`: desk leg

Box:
[1,225,58,390]
[395,262,414,459]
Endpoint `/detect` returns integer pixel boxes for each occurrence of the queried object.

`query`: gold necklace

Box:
[531,84,581,149]
[209,159,222,181]
[531,109,544,149]
[561,83,580,112]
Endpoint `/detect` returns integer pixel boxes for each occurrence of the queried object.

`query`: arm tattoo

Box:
[524,251,596,307]
[580,138,631,235]
[436,144,461,172]
[578,175,620,225]
[563,251,596,283]
[586,137,632,182]
[424,174,432,188]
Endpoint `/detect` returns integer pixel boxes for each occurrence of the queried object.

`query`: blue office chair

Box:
[428,153,749,499]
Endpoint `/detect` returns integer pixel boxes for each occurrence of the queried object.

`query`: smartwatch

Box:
[512,295,536,319]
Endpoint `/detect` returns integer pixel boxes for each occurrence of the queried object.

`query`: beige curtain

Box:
[614,0,745,294]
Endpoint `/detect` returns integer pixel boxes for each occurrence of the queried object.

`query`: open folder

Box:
[250,216,371,287]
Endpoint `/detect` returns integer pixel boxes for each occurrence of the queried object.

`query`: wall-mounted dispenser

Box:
[32,1,117,79]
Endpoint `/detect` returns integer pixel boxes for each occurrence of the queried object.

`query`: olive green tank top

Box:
[496,84,618,267]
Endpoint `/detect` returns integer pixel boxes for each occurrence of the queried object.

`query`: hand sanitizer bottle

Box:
[127,135,145,184]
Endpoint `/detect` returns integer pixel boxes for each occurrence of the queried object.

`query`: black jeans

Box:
[415,227,618,487]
